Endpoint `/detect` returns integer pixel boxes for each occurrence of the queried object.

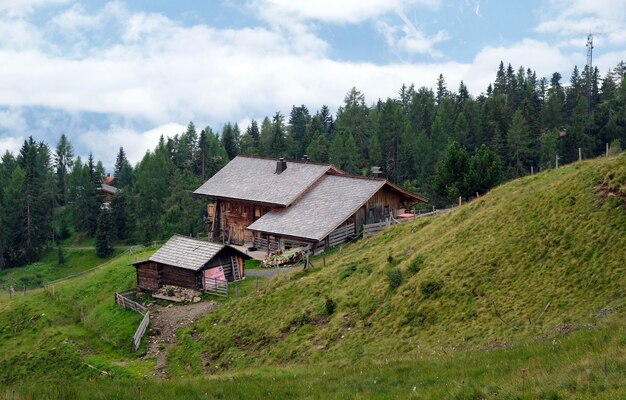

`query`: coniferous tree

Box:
[336,87,370,159]
[507,110,533,177]
[434,141,470,201]
[134,150,170,243]
[539,129,559,170]
[288,105,311,158]
[113,147,134,188]
[54,134,74,206]
[16,138,55,264]
[221,122,239,160]
[436,74,449,104]
[3,166,28,266]
[466,144,502,195]
[305,131,330,163]
[267,112,286,157]
[95,208,114,257]
[111,192,130,240]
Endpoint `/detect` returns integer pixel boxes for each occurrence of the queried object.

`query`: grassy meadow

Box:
[0,153,624,399]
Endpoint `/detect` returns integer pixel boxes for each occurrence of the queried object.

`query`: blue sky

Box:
[1,0,625,169]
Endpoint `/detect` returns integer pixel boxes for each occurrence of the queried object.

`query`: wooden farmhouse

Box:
[193,155,427,253]
[133,235,249,292]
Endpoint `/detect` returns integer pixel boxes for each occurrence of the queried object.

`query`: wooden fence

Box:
[328,223,355,247]
[114,289,148,314]
[204,278,229,297]
[114,289,150,351]
[253,236,280,252]
[133,312,150,351]
[363,220,391,237]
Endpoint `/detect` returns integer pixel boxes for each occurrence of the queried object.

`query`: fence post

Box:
[578,147,582,161]
[606,142,609,157]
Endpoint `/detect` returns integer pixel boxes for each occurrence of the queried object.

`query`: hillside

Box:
[170,153,625,372]
[0,153,625,399]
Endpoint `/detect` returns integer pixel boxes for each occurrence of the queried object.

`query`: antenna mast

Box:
[586,34,594,113]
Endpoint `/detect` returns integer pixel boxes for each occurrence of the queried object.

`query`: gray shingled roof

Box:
[193,156,332,206]
[100,183,118,194]
[247,175,385,241]
[148,235,228,271]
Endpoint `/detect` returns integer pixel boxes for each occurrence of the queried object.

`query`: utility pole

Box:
[586,34,594,114]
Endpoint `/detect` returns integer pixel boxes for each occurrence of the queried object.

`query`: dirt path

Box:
[145,301,220,379]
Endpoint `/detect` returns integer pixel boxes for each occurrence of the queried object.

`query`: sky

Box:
[1,0,625,169]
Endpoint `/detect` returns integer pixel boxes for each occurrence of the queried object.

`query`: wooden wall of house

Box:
[161,264,199,290]
[364,187,406,225]
[219,200,277,245]
[136,261,160,291]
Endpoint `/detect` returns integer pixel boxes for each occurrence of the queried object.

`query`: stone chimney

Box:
[275,157,287,174]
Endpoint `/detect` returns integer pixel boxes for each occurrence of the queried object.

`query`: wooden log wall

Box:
[161,264,198,290]
[136,261,160,291]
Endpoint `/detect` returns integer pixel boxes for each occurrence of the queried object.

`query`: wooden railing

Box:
[204,278,229,297]
[363,220,391,237]
[253,236,280,252]
[114,289,150,351]
[133,312,150,351]
[114,289,148,314]
[328,223,355,247]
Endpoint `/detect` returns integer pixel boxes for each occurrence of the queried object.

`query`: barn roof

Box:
[193,155,339,207]
[247,174,386,241]
[139,235,247,271]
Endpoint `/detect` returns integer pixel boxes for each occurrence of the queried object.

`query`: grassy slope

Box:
[0,248,123,290]
[0,250,155,385]
[0,154,624,399]
[170,154,625,373]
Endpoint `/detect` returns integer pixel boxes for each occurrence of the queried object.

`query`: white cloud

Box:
[50,1,126,33]
[0,135,24,155]
[76,122,187,169]
[535,0,626,47]
[0,0,624,166]
[377,16,449,57]
[252,0,441,25]
[0,108,26,133]
[0,0,69,17]
[0,18,42,49]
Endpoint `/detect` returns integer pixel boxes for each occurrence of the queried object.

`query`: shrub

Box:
[387,255,395,264]
[386,268,403,290]
[408,255,424,274]
[608,139,622,156]
[339,264,357,280]
[420,278,443,298]
[324,296,336,315]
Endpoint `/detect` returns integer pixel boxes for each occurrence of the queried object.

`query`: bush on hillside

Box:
[408,255,424,274]
[386,268,403,290]
[324,296,336,315]
[420,278,443,298]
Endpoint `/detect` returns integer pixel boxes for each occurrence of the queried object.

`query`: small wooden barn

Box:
[133,235,249,292]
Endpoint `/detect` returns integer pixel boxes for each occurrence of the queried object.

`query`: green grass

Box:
[0,249,157,387]
[170,155,625,376]
[4,316,625,399]
[0,154,625,399]
[0,248,123,290]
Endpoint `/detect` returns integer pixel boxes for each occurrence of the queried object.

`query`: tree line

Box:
[1,60,625,269]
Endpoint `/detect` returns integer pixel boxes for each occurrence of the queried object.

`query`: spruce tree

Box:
[95,209,114,257]
[54,134,74,206]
